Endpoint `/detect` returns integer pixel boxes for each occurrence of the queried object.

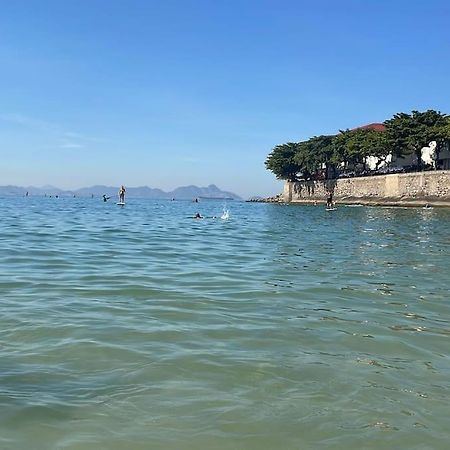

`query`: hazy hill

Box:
[169,184,238,200]
[0,184,241,200]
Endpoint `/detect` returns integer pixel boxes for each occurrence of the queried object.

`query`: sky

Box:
[1,0,450,198]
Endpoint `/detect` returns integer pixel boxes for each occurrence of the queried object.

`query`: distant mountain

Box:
[169,184,239,200]
[0,184,241,200]
[0,185,28,196]
[1,185,73,196]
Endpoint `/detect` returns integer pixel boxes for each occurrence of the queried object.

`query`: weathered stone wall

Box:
[283,170,450,206]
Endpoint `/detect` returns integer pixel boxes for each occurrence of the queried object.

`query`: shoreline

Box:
[251,196,450,207]
[285,197,450,207]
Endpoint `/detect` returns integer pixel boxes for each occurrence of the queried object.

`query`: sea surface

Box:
[1,197,449,450]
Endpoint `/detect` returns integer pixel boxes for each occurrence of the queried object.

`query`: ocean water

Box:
[1,197,449,450]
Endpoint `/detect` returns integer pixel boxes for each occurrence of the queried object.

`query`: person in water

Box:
[103,194,111,202]
[194,212,203,219]
[118,185,126,203]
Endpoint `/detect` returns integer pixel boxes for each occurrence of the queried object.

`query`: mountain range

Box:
[0,184,241,200]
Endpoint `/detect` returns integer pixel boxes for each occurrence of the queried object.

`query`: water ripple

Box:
[1,198,450,449]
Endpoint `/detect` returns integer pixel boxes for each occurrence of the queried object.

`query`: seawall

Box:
[283,170,450,206]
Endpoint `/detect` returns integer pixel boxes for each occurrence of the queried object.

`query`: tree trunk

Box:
[416,149,423,171]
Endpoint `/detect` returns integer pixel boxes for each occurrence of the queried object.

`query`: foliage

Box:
[334,128,389,169]
[265,109,450,181]
[292,136,334,179]
[384,110,449,164]
[298,135,336,176]
[436,116,450,146]
[265,142,302,181]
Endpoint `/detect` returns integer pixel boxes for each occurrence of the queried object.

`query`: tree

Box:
[334,128,389,172]
[265,142,302,181]
[264,109,450,182]
[296,135,337,179]
[334,129,366,169]
[384,110,449,167]
[435,116,450,151]
[293,140,316,179]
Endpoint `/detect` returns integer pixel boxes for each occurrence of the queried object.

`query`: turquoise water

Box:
[1,197,449,450]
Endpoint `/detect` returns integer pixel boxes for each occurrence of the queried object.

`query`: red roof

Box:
[354,123,385,132]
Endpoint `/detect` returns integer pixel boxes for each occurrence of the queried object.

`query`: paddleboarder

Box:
[118,185,126,203]
[326,190,333,209]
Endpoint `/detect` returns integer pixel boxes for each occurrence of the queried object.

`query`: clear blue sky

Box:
[1,0,449,198]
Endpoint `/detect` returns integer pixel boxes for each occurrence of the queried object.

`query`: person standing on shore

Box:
[118,185,126,203]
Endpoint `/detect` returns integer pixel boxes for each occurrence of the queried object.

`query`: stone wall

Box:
[283,170,450,206]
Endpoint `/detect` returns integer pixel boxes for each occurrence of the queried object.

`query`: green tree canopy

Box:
[265,142,302,181]
[384,110,449,164]
[436,116,450,146]
[265,109,450,182]
[334,128,389,169]
[294,135,337,178]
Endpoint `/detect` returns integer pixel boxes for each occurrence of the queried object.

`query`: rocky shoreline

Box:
[248,195,450,207]
[288,197,450,207]
[246,194,283,203]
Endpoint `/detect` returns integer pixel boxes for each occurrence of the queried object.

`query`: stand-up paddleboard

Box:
[326,207,337,211]
[117,202,125,206]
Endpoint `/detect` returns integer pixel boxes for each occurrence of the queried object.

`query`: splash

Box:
[221,208,230,220]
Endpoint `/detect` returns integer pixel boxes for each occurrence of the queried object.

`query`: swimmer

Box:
[103,194,111,202]
[194,212,203,219]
